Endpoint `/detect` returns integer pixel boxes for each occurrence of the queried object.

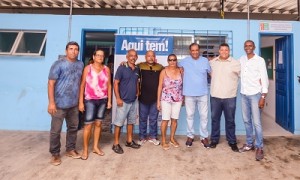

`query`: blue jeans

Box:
[185,95,209,139]
[84,99,107,124]
[210,96,237,144]
[241,93,263,148]
[49,106,79,155]
[139,101,159,140]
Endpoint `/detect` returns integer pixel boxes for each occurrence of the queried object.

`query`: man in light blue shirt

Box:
[179,43,211,148]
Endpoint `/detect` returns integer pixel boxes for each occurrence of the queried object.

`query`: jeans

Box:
[49,106,79,155]
[84,99,107,124]
[210,96,237,144]
[241,93,263,148]
[139,101,159,140]
[185,95,209,139]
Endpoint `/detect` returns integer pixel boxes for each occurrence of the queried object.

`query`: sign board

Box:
[260,21,292,32]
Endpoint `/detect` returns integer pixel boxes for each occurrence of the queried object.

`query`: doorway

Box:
[260,34,294,135]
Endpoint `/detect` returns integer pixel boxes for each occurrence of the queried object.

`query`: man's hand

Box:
[48,102,57,115]
[258,98,265,109]
[116,98,123,107]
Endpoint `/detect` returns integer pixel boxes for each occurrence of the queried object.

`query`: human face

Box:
[145,51,155,65]
[167,56,177,67]
[219,46,230,60]
[190,44,200,60]
[93,50,105,64]
[244,41,255,55]
[126,50,138,65]
[65,45,79,61]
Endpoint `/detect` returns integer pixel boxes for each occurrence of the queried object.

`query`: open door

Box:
[275,36,294,133]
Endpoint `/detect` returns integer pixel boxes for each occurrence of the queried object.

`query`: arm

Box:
[157,69,165,111]
[78,66,88,112]
[258,58,269,108]
[106,68,112,109]
[47,79,57,115]
[114,79,123,107]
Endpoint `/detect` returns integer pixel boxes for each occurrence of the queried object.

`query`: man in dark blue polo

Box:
[112,49,141,154]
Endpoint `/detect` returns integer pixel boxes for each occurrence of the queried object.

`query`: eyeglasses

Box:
[95,54,104,57]
[168,59,177,62]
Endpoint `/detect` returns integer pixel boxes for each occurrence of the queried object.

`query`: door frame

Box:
[259,33,294,133]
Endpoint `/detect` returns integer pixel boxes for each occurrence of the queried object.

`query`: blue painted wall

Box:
[0,14,299,134]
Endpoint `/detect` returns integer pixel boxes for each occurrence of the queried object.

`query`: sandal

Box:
[93,149,105,156]
[162,143,170,150]
[170,140,180,148]
[81,154,88,160]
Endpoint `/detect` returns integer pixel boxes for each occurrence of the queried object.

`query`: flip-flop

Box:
[162,143,170,150]
[170,141,180,148]
[93,150,105,156]
[81,155,88,160]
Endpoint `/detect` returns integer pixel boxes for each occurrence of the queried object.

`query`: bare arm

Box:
[106,68,112,109]
[114,79,123,107]
[157,69,165,111]
[78,66,88,112]
[47,79,57,115]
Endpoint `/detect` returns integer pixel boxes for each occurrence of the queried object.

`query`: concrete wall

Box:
[0,14,299,134]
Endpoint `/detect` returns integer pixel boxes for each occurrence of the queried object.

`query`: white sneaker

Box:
[148,138,160,146]
[138,139,147,146]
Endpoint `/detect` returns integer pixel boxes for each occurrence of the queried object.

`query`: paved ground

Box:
[0,130,299,180]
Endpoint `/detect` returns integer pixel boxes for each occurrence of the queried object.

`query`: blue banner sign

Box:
[115,35,173,55]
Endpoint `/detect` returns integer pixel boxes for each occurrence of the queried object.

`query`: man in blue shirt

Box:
[179,43,211,148]
[48,41,84,165]
[112,49,141,154]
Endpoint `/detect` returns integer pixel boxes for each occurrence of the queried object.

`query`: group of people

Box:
[47,40,268,166]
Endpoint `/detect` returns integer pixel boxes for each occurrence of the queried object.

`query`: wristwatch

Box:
[261,95,265,99]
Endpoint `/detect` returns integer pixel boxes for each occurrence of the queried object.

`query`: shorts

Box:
[84,99,107,124]
[114,100,137,127]
[161,101,182,120]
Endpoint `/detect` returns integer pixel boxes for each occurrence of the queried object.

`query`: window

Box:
[0,30,47,56]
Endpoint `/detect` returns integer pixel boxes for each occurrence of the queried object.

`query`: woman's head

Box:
[167,54,178,67]
[93,49,105,64]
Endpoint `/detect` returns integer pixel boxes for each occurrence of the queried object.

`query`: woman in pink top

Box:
[79,49,112,160]
[157,54,183,150]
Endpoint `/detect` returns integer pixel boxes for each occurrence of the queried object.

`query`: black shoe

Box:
[112,144,124,154]
[209,141,218,148]
[125,140,141,149]
[229,143,239,152]
[185,137,194,147]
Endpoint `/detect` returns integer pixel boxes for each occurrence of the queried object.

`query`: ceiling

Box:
[0,0,299,20]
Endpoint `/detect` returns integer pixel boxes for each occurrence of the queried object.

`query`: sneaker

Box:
[138,139,147,146]
[201,138,210,148]
[255,148,264,161]
[125,140,141,149]
[112,144,124,154]
[65,150,81,159]
[148,138,160,146]
[239,144,255,153]
[229,143,239,152]
[209,141,218,148]
[50,155,61,166]
[185,137,194,147]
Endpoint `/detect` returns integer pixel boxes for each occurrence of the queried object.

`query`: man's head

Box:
[145,50,156,65]
[244,40,255,55]
[218,43,230,60]
[126,49,138,65]
[65,41,79,61]
[189,43,201,60]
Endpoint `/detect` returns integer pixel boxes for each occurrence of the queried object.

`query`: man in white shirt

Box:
[239,40,269,161]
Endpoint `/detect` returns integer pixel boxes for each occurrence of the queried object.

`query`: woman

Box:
[157,54,183,150]
[79,49,112,160]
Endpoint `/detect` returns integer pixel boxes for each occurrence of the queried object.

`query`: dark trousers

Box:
[139,102,159,140]
[210,96,237,144]
[49,106,79,155]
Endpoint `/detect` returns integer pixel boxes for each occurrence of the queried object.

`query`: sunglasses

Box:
[168,59,177,62]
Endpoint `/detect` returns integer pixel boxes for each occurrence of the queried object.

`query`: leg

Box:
[250,93,263,148]
[170,119,179,146]
[65,106,79,152]
[184,96,196,138]
[160,120,170,150]
[93,120,104,155]
[223,97,237,144]
[197,95,209,139]
[127,124,133,143]
[114,125,121,145]
[49,108,66,155]
[241,94,254,145]
[148,102,159,139]
[139,102,149,140]
[210,96,223,143]
[82,123,92,159]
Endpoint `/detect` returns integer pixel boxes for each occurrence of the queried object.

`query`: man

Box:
[112,49,141,154]
[48,41,84,166]
[239,40,269,161]
[179,43,211,148]
[209,43,240,152]
[138,50,163,146]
